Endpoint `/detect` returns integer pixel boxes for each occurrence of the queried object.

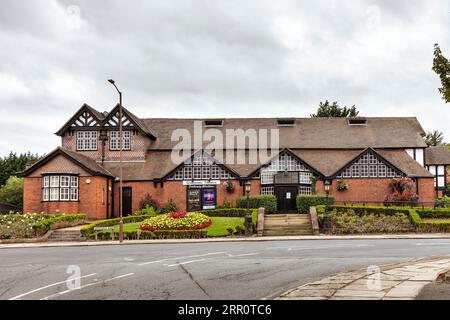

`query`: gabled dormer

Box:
[55,104,105,136]
[101,104,157,139]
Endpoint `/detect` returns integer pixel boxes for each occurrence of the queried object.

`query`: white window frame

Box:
[110,131,131,151]
[76,131,98,151]
[42,175,79,202]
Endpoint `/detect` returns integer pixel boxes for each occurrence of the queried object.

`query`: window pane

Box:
[50,188,59,200]
[43,176,49,187]
[60,188,69,201]
[42,188,49,201]
[71,176,78,187]
[60,176,70,187]
[70,188,79,201]
[50,176,59,187]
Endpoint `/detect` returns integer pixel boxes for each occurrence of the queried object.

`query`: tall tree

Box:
[0,176,23,207]
[0,152,40,186]
[425,130,444,146]
[310,100,359,118]
[432,44,450,103]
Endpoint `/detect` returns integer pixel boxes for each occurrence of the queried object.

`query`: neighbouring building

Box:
[19,104,450,219]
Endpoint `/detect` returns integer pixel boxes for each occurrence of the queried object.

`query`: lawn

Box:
[113,216,245,237]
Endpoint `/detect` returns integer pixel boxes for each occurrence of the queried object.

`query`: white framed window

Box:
[299,172,312,184]
[261,186,274,195]
[202,166,210,179]
[110,131,131,151]
[183,167,192,180]
[378,165,387,177]
[211,166,220,180]
[42,175,79,202]
[193,167,202,180]
[299,186,312,195]
[369,165,377,177]
[260,170,275,185]
[76,131,98,151]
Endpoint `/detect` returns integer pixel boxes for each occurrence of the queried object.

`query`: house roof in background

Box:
[425,146,450,165]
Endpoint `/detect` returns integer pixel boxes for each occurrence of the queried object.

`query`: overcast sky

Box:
[0,0,449,157]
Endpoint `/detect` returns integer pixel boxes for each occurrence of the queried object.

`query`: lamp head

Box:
[108,79,115,85]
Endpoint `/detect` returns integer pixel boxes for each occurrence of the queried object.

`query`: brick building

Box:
[19,104,450,219]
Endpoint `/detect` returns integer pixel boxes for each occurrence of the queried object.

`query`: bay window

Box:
[42,175,79,202]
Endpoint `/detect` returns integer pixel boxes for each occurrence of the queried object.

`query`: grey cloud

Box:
[0,0,449,156]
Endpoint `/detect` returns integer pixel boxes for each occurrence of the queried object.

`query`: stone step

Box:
[263,231,312,236]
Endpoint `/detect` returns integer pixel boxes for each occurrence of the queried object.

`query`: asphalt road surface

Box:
[1,239,450,300]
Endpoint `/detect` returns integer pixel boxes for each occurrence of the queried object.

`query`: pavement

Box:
[2,233,450,249]
[1,239,450,300]
[278,256,450,300]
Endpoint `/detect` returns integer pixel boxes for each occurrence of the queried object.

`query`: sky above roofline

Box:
[1,0,449,157]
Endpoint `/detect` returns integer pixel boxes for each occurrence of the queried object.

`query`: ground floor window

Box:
[42,174,79,202]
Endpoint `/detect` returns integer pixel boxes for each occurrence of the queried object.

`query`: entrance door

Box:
[275,186,298,213]
[122,187,132,216]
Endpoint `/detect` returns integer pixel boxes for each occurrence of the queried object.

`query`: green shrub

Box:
[297,195,334,214]
[33,214,87,236]
[237,195,277,213]
[416,209,450,219]
[80,215,149,237]
[434,196,450,208]
[88,229,207,240]
[217,200,233,209]
[316,205,410,216]
[160,199,177,214]
[417,220,450,233]
[135,205,160,216]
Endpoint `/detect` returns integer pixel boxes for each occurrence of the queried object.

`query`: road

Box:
[1,239,450,300]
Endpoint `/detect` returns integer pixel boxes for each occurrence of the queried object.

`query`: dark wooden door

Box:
[276,186,298,213]
[122,187,132,216]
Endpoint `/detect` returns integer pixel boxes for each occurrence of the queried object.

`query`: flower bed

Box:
[0,213,87,239]
[328,209,413,234]
[140,211,212,231]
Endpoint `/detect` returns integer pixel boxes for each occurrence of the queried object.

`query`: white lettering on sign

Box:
[286,192,291,199]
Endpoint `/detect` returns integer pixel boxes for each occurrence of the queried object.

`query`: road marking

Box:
[227,253,260,257]
[414,242,450,246]
[40,273,134,300]
[166,259,209,267]
[138,252,226,266]
[8,273,97,300]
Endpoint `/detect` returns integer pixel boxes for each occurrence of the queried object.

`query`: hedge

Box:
[33,214,88,236]
[237,195,277,213]
[416,209,450,219]
[315,205,450,233]
[297,195,335,214]
[88,229,208,240]
[80,215,149,237]
[200,208,255,217]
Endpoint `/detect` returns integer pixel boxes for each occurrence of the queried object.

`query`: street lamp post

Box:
[244,180,252,236]
[323,180,331,234]
[108,79,124,243]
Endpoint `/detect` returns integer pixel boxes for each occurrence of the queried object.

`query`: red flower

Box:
[168,211,187,219]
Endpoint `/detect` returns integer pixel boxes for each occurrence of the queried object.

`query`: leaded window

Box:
[299,186,312,195]
[42,175,79,202]
[261,186,274,195]
[76,131,98,151]
[336,151,402,178]
[110,131,131,151]
[168,152,234,181]
[260,153,313,185]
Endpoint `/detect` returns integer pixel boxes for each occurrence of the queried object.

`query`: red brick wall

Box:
[23,154,112,220]
[61,130,150,161]
[111,179,261,216]
[315,177,435,206]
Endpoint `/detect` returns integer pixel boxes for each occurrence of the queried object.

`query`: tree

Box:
[0,152,40,186]
[0,176,23,207]
[432,44,450,103]
[425,130,444,146]
[310,100,360,118]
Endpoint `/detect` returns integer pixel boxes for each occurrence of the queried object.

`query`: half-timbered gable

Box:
[334,148,403,179]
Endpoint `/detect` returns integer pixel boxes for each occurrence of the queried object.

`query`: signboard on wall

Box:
[183,180,220,186]
[202,188,217,210]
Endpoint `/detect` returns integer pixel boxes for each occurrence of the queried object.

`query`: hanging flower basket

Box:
[337,179,349,192]
[223,180,235,193]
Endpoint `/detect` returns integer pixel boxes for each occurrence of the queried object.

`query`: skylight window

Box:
[277,119,296,127]
[347,118,367,126]
[204,120,224,127]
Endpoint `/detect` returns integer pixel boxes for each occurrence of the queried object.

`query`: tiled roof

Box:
[425,146,450,165]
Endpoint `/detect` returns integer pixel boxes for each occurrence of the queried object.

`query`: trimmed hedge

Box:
[315,205,450,233]
[80,215,149,237]
[33,214,88,236]
[89,229,207,240]
[416,209,450,219]
[297,195,335,214]
[200,208,253,217]
[237,195,277,214]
